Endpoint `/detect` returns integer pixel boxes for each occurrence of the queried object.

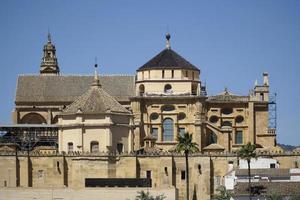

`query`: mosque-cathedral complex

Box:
[0,33,300,199]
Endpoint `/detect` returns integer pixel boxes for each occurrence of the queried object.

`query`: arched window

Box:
[139,84,145,96]
[68,142,73,152]
[90,141,99,153]
[222,121,232,127]
[20,113,47,124]
[164,84,172,93]
[209,132,217,144]
[163,118,174,141]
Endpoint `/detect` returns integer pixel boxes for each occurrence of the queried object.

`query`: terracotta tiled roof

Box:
[62,84,130,115]
[234,182,300,196]
[137,49,199,71]
[15,75,135,104]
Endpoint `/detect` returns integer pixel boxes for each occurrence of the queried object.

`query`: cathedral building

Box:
[11,33,276,153]
[2,33,297,200]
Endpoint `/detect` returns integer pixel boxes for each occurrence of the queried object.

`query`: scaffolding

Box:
[0,124,58,151]
[269,93,277,129]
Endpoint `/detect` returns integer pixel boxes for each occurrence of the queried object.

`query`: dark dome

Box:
[137,48,199,72]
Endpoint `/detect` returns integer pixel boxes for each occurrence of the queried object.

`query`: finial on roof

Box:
[166,33,171,49]
[92,57,101,87]
[224,87,229,94]
[47,30,51,43]
[255,79,258,86]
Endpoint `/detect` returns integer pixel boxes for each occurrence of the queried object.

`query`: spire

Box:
[92,57,101,87]
[47,31,51,43]
[166,33,171,50]
[40,32,60,75]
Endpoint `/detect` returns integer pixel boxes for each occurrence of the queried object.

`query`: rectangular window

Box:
[151,128,158,139]
[68,142,73,152]
[181,170,186,180]
[185,71,188,77]
[270,163,276,168]
[260,93,264,101]
[91,142,99,153]
[162,70,165,78]
[146,170,151,179]
[235,131,243,144]
[179,128,185,137]
[117,143,123,154]
[171,70,174,78]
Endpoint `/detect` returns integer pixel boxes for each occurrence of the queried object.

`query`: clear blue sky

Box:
[0,1,299,145]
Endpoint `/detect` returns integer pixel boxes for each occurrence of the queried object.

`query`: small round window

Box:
[221,108,233,115]
[164,84,172,93]
[150,113,159,120]
[178,113,186,120]
[236,115,244,123]
[209,116,219,123]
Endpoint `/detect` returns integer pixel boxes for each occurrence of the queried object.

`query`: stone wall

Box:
[0,151,300,200]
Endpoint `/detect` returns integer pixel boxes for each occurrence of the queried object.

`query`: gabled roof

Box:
[62,84,130,115]
[137,48,199,71]
[15,75,135,104]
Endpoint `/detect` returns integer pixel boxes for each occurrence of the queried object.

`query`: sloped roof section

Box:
[15,75,135,104]
[203,143,225,150]
[207,90,249,103]
[62,85,130,115]
[137,49,199,71]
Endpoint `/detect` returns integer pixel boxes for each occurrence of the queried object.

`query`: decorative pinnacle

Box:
[92,57,101,87]
[224,87,229,94]
[166,33,171,49]
[47,31,52,43]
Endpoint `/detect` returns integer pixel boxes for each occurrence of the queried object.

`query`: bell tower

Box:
[40,32,60,75]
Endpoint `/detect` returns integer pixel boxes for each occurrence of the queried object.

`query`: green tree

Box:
[215,186,232,200]
[134,190,166,200]
[176,132,199,200]
[238,142,257,200]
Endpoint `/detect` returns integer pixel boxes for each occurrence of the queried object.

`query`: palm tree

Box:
[176,132,199,200]
[238,142,257,200]
[134,190,166,200]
